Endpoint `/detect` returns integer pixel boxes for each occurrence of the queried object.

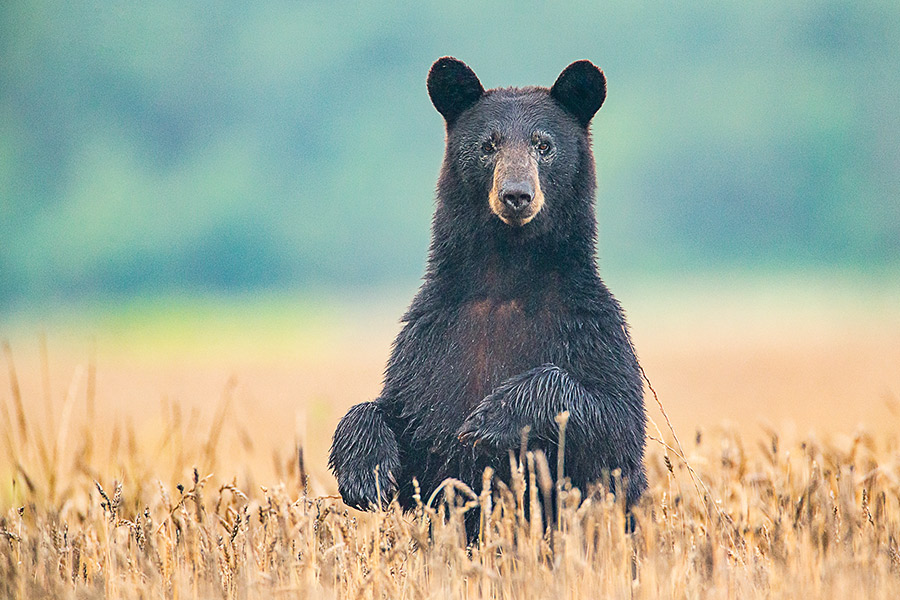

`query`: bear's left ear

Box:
[550,60,607,127]
[428,57,485,126]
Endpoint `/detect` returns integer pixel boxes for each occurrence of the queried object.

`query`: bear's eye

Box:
[536,140,552,155]
[481,140,496,154]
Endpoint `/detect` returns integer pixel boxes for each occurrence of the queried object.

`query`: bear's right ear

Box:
[427,57,484,126]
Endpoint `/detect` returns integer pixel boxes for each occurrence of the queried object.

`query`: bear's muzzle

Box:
[488,145,545,226]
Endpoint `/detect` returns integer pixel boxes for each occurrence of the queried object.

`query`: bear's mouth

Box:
[494,209,540,227]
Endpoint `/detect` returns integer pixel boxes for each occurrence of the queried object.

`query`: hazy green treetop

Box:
[2,1,898,311]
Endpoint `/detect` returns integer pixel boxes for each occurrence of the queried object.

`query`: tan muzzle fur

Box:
[488,145,545,226]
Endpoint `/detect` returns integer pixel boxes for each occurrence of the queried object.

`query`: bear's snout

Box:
[489,147,545,227]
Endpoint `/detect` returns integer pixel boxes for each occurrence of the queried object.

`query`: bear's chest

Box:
[451,297,555,406]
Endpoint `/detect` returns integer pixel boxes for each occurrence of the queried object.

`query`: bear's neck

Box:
[424,212,599,305]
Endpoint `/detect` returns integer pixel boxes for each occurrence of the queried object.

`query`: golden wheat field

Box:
[2,278,900,599]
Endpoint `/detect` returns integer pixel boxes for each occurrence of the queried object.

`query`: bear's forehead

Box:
[460,88,574,134]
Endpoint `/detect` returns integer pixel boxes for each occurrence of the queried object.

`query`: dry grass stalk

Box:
[2,344,900,599]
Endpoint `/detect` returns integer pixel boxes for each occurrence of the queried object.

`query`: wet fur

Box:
[330,57,646,521]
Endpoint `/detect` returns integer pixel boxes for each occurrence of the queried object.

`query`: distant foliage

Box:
[2,1,899,309]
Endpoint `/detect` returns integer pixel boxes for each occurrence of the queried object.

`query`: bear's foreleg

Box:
[457,364,594,449]
[458,363,646,504]
[328,401,400,510]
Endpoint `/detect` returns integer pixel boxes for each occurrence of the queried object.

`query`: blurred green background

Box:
[2,0,899,317]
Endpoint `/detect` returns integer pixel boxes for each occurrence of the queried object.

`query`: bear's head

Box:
[428,57,606,244]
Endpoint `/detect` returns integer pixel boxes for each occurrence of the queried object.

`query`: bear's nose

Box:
[501,184,533,212]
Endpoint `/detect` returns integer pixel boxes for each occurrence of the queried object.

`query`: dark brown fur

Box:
[329,59,646,535]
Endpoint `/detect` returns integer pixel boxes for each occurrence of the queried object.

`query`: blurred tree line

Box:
[2,1,898,311]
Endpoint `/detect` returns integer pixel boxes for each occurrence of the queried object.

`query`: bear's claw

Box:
[457,391,523,451]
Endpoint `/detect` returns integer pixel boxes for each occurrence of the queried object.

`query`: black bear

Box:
[329,57,647,521]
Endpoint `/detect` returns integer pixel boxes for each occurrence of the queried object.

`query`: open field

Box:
[2,278,899,598]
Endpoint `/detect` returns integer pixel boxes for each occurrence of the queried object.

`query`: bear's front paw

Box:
[336,463,398,511]
[457,391,524,451]
[329,400,401,511]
